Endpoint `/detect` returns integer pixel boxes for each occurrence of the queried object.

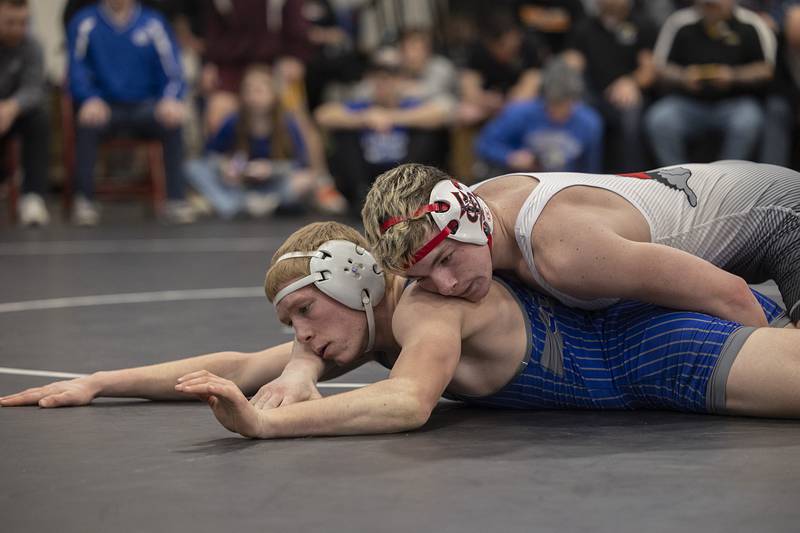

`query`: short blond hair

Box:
[264,222,370,302]
[362,163,451,273]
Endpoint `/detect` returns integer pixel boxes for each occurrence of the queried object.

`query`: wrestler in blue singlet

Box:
[451,277,789,413]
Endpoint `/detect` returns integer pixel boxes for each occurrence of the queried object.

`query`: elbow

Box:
[722,276,764,325]
[398,391,434,431]
[395,383,436,431]
[726,276,754,306]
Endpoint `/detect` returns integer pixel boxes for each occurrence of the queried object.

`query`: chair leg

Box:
[147,142,167,215]
[5,140,20,223]
[8,177,19,223]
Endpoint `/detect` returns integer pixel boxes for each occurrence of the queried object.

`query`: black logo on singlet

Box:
[618,167,697,207]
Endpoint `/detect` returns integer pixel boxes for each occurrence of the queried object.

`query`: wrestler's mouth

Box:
[314,343,329,359]
[319,343,330,359]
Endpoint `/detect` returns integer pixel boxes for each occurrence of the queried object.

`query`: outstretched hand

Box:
[0,377,99,408]
[175,370,265,438]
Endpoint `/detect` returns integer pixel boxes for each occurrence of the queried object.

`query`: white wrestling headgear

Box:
[272,240,385,352]
[380,179,494,266]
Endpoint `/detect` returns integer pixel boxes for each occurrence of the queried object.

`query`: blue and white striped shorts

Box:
[460,279,788,413]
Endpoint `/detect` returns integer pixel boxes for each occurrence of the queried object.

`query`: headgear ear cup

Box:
[273,241,386,352]
[427,180,493,245]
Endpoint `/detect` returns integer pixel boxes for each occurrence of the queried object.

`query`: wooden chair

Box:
[60,91,167,217]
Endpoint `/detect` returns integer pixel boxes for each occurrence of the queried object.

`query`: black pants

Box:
[75,101,186,200]
[328,128,448,212]
[0,106,50,195]
[586,90,649,173]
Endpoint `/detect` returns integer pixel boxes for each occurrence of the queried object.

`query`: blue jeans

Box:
[759,94,794,167]
[645,95,764,165]
[75,101,186,200]
[185,155,296,219]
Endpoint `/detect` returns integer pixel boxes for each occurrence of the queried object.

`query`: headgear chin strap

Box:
[380,179,493,266]
[273,240,385,353]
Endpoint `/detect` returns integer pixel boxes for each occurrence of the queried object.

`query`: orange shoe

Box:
[314,184,348,215]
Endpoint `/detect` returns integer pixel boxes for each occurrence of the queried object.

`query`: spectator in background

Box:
[186,64,320,219]
[201,0,311,134]
[516,0,585,55]
[476,57,603,174]
[302,0,363,112]
[458,9,545,127]
[0,0,50,226]
[760,3,800,166]
[645,0,776,166]
[565,0,657,171]
[315,49,451,213]
[399,28,458,107]
[67,0,193,225]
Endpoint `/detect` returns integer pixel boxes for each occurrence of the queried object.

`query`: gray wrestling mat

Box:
[1,213,798,533]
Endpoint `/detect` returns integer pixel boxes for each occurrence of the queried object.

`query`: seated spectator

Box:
[645,0,776,166]
[0,0,50,226]
[565,0,658,172]
[458,9,546,127]
[66,0,193,225]
[315,49,450,212]
[398,28,458,106]
[302,0,363,112]
[475,57,603,174]
[185,65,319,219]
[760,4,800,166]
[516,0,586,55]
[201,0,311,134]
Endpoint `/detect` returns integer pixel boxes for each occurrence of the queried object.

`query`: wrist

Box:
[256,409,278,438]
[284,357,325,382]
[87,370,110,397]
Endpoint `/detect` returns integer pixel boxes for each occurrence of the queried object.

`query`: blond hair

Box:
[361,163,451,273]
[264,222,370,302]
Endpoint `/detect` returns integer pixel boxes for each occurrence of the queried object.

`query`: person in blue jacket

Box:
[476,57,604,174]
[314,49,451,213]
[66,0,192,225]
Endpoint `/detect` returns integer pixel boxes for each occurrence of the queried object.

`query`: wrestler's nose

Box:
[432,269,459,296]
[294,322,314,344]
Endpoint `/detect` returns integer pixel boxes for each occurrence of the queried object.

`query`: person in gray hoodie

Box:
[0,0,50,226]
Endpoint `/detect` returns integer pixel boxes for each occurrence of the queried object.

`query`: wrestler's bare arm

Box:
[177,296,464,438]
[534,218,769,327]
[0,342,295,408]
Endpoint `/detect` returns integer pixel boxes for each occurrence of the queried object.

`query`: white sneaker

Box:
[164,200,196,224]
[244,192,280,218]
[72,196,100,226]
[18,193,50,227]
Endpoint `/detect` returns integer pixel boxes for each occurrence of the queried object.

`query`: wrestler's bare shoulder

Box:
[395,280,524,341]
[473,174,538,200]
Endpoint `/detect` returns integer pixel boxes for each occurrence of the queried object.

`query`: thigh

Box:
[725,327,800,417]
[649,95,713,131]
[711,97,763,128]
